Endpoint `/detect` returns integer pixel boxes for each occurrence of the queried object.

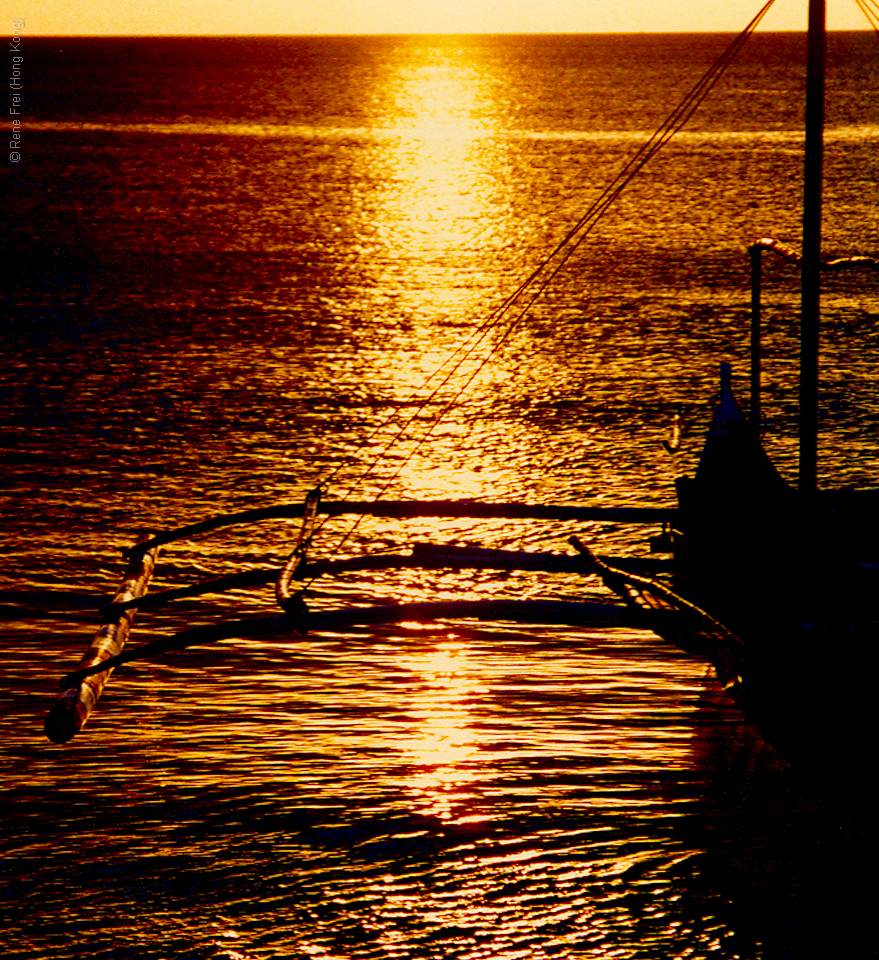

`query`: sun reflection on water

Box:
[323,39,529,489]
[398,638,489,821]
[396,456,511,501]
[373,42,510,312]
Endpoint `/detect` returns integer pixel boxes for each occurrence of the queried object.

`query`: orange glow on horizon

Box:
[23,0,871,36]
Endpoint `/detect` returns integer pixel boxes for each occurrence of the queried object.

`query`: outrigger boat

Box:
[46,1,878,787]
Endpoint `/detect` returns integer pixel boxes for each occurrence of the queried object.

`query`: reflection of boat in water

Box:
[46,2,878,785]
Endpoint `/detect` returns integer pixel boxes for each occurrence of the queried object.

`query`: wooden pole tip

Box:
[44,695,87,744]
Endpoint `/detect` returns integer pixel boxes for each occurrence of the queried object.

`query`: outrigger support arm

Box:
[58,598,682,690]
[275,486,321,623]
[97,547,675,617]
[48,523,679,740]
[125,500,678,559]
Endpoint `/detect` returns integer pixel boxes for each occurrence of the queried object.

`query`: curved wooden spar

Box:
[58,598,682,689]
[45,533,159,744]
[98,547,674,618]
[126,500,678,558]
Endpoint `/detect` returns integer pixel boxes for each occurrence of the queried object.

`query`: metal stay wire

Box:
[117,2,780,580]
[315,0,780,507]
[300,0,781,579]
[856,0,879,31]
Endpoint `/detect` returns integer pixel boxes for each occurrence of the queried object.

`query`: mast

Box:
[799,0,826,493]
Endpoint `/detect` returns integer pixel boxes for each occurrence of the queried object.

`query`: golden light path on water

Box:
[395,640,488,822]
[336,39,536,505]
[6,32,875,960]
[373,41,511,327]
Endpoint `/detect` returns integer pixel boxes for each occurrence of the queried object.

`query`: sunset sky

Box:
[14,0,872,36]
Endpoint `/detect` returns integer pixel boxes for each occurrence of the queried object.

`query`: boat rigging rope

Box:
[854,0,879,32]
[295,0,783,579]
[122,2,786,580]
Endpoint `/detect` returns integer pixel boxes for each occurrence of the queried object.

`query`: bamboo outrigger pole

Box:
[45,533,160,744]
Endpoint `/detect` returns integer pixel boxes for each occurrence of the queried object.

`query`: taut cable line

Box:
[298,1,780,580]
[855,0,879,31]
[123,2,781,572]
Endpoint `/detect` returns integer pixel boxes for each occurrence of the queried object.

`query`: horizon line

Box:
[23,27,874,38]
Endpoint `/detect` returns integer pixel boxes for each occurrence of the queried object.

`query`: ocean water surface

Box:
[2,31,878,959]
